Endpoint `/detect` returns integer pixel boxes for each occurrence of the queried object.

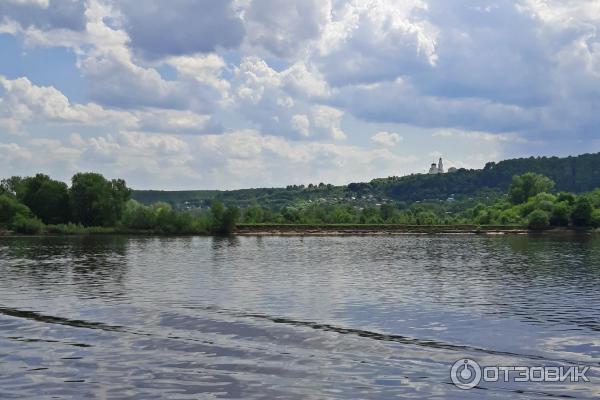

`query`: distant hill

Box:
[132,152,600,209]
[133,185,347,210]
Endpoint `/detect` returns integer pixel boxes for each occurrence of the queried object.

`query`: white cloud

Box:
[1,1,232,113]
[291,114,311,137]
[282,61,330,99]
[0,75,136,130]
[5,0,49,7]
[432,129,528,143]
[0,129,420,189]
[116,0,244,59]
[166,54,231,103]
[0,0,85,31]
[311,105,346,140]
[0,142,32,165]
[1,0,600,189]
[371,131,403,146]
[0,76,217,135]
[314,0,438,85]
[334,78,537,134]
[234,56,282,104]
[187,130,417,188]
[243,0,331,58]
[232,57,341,139]
[133,109,218,135]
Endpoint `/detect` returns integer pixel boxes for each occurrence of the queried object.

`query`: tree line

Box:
[132,152,600,213]
[2,171,600,234]
[237,173,600,229]
[0,173,239,235]
[367,152,600,202]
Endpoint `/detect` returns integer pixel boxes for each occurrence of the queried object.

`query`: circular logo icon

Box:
[451,358,482,390]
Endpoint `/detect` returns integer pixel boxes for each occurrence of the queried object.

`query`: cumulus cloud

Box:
[5,0,49,6]
[431,129,528,143]
[183,130,417,188]
[291,114,311,137]
[232,56,340,139]
[166,54,231,103]
[78,2,207,111]
[371,131,403,146]
[0,142,32,168]
[0,76,217,135]
[0,0,86,31]
[0,75,136,130]
[244,0,330,58]
[116,0,245,59]
[1,0,600,188]
[314,0,438,86]
[1,129,418,189]
[334,78,537,134]
[311,105,346,140]
[1,0,233,113]
[323,0,600,143]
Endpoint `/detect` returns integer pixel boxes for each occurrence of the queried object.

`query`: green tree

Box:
[70,173,131,227]
[360,207,382,224]
[415,211,438,225]
[550,202,571,227]
[0,194,31,225]
[211,202,239,235]
[520,192,556,218]
[120,200,157,230]
[508,173,555,204]
[498,208,522,225]
[243,203,264,223]
[571,197,593,227]
[220,207,240,234]
[591,210,600,228]
[476,210,493,225]
[0,176,23,196]
[11,214,44,234]
[380,204,396,222]
[556,192,576,205]
[328,206,356,223]
[210,201,225,225]
[471,203,486,219]
[587,189,600,208]
[153,203,194,234]
[17,174,70,224]
[281,206,301,223]
[527,210,550,230]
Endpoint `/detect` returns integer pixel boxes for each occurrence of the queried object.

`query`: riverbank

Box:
[0,226,209,236]
[1,225,597,237]
[235,224,596,236]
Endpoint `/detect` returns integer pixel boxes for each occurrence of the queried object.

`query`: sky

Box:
[1,0,599,190]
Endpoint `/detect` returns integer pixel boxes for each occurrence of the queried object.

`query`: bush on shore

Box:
[527,210,550,230]
[11,214,44,234]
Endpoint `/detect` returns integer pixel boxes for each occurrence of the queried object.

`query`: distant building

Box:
[428,158,445,174]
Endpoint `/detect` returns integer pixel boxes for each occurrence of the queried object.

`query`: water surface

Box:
[0,234,599,399]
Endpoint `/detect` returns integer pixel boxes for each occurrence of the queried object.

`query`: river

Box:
[1,234,599,399]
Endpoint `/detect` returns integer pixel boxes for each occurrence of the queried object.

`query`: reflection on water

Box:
[0,234,599,399]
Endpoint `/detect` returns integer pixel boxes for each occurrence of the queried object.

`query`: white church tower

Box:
[428,158,445,174]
